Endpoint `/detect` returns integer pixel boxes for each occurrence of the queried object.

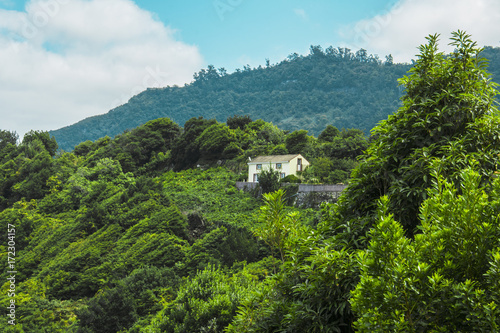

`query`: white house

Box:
[247,154,310,182]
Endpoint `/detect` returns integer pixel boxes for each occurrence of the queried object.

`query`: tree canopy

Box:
[49,46,413,151]
[335,30,500,235]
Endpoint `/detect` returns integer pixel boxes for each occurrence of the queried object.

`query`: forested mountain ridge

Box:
[50,46,412,151]
[49,46,500,152]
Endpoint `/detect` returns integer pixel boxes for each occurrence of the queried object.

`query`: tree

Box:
[22,130,58,156]
[310,45,325,57]
[170,117,217,170]
[231,189,357,333]
[355,49,369,62]
[73,140,94,157]
[142,117,182,147]
[252,189,301,266]
[334,31,500,235]
[318,125,340,142]
[0,130,18,151]
[196,123,237,159]
[351,168,500,331]
[227,115,252,129]
[258,166,280,194]
[231,31,500,333]
[144,266,259,333]
[77,282,138,333]
[193,64,220,83]
[385,54,393,65]
[312,157,333,182]
[285,130,310,154]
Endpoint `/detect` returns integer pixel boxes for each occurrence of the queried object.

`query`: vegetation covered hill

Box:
[225,32,500,332]
[50,46,411,151]
[0,111,366,331]
[50,45,500,152]
[2,32,500,332]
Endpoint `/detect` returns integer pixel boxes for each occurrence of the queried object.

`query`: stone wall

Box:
[296,184,347,193]
[293,191,343,209]
[235,182,259,191]
[235,182,347,208]
[235,182,347,192]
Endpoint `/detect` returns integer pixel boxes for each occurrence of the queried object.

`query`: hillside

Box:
[49,46,500,152]
[2,32,500,332]
[0,114,366,331]
[50,46,411,151]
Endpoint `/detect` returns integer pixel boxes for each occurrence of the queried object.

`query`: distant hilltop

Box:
[49,45,500,151]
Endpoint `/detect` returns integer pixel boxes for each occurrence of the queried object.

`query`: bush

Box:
[351,168,500,331]
[144,266,259,333]
[280,174,301,183]
[334,31,500,235]
[258,166,280,194]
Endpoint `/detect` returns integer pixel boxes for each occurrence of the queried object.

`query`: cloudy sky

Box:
[1,0,499,138]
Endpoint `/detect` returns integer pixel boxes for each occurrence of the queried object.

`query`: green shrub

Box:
[351,168,500,331]
[258,166,280,194]
[145,266,259,333]
[280,174,301,183]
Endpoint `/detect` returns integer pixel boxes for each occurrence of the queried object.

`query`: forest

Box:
[49,45,500,152]
[2,31,500,332]
[0,98,366,331]
[49,45,413,152]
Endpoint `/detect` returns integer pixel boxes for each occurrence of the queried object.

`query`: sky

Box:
[1,0,499,138]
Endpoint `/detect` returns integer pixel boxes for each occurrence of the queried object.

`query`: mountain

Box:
[50,46,412,151]
[3,33,500,332]
[50,46,500,152]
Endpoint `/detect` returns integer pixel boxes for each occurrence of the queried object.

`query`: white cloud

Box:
[293,8,308,21]
[0,0,204,138]
[340,0,500,63]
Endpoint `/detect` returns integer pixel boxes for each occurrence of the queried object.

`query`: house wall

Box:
[247,161,291,182]
[247,164,257,182]
[278,161,292,178]
[288,155,310,173]
[247,154,310,182]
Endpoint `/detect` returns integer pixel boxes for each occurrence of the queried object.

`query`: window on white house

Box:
[280,173,286,179]
[276,163,282,169]
[256,164,262,170]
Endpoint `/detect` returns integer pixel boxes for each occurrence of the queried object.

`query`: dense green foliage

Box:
[50,46,412,151]
[68,114,366,184]
[226,31,500,332]
[0,156,264,331]
[143,265,263,333]
[0,112,361,331]
[2,32,500,332]
[351,169,500,331]
[256,167,281,194]
[0,130,58,208]
[336,31,500,235]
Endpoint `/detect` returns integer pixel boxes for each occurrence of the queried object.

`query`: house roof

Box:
[248,154,303,164]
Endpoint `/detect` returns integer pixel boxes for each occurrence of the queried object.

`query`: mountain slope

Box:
[50,47,410,151]
[49,46,500,152]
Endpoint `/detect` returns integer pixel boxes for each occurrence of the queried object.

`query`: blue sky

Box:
[132,0,395,70]
[1,0,499,137]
